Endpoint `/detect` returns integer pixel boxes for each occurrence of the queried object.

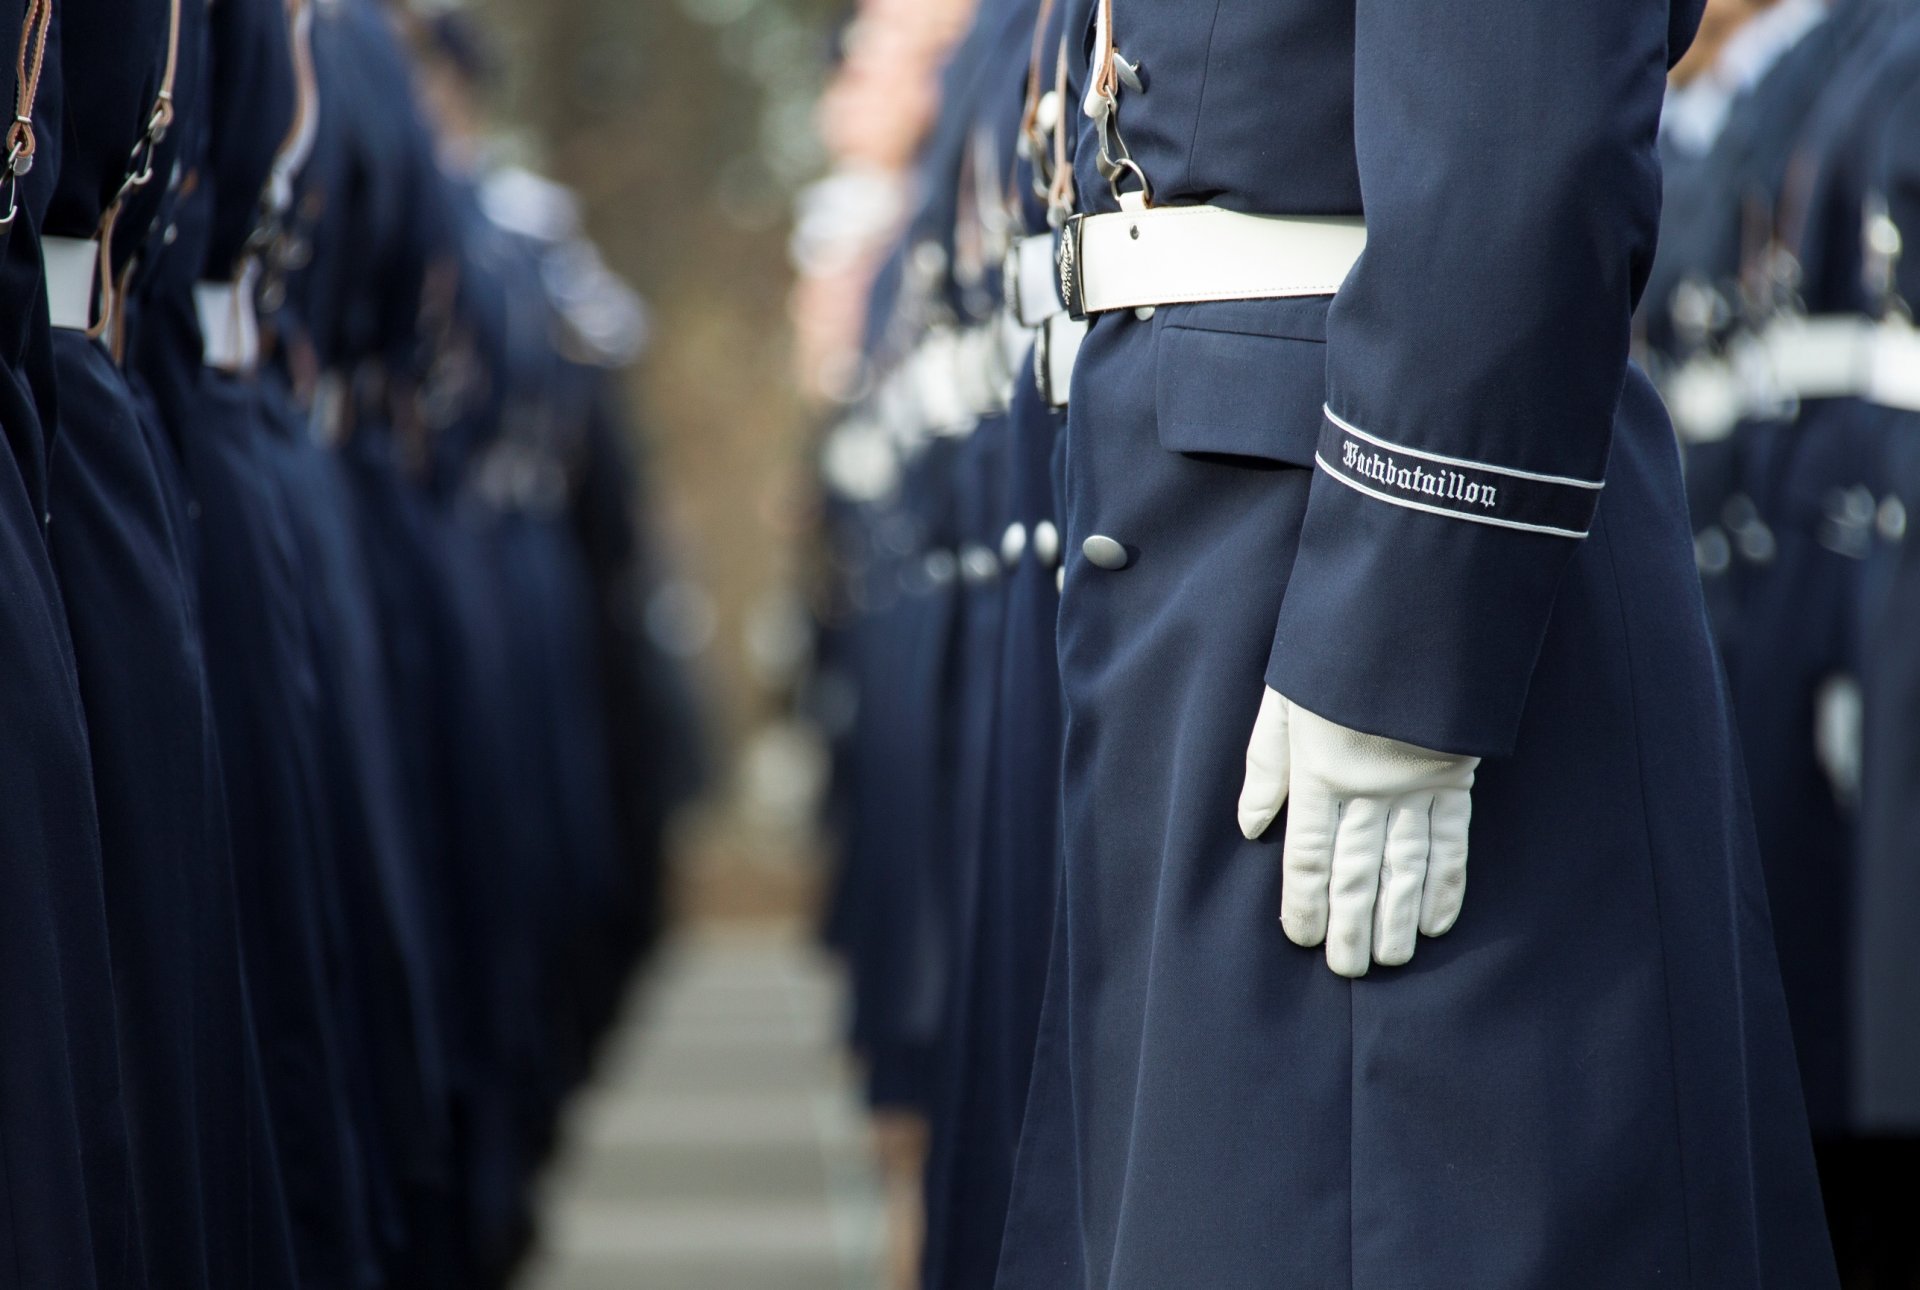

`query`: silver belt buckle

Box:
[1059,213,1088,322]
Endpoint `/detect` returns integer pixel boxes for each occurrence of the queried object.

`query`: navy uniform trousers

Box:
[997,0,1837,1283]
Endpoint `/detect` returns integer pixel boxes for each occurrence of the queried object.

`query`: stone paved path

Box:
[517,927,886,1290]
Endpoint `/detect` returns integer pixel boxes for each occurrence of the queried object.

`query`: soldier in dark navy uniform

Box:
[36,0,299,1284]
[1850,48,1920,1290]
[0,1,144,1284]
[1643,6,1920,1278]
[131,0,381,1283]
[914,4,1031,1283]
[1789,9,1920,1278]
[914,1,1086,1286]
[108,0,309,1282]
[996,0,1837,1284]
[257,4,461,1275]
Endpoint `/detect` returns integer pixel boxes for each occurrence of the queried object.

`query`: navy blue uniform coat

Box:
[996,0,1838,1285]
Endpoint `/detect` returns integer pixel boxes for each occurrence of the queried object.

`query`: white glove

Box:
[1237,688,1479,978]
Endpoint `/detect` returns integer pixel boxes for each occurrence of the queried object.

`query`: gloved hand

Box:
[1237,688,1479,977]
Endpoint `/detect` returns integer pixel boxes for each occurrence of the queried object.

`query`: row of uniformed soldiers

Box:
[805,0,1910,1285]
[1645,0,1920,1281]
[0,0,700,1286]
[801,1,1074,1284]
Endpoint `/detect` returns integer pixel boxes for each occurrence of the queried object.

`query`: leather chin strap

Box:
[2,0,51,230]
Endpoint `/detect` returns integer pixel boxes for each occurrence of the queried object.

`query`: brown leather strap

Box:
[1047,37,1073,219]
[85,0,182,339]
[271,0,316,201]
[1084,0,1148,204]
[1018,0,1058,166]
[1,0,52,227]
[252,0,318,371]
[1091,0,1117,108]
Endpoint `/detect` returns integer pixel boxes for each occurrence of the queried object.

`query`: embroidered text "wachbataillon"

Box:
[1340,438,1498,510]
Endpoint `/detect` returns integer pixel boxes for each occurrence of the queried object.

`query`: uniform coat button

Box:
[1033,520,1060,566]
[1001,521,1028,566]
[1082,534,1129,570]
[961,544,1000,584]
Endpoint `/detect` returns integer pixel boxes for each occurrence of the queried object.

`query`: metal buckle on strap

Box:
[0,129,31,229]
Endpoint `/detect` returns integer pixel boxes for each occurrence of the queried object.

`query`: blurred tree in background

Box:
[472,0,847,919]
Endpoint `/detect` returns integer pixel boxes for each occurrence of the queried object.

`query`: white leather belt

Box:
[194,273,261,373]
[1762,315,1880,402]
[1004,232,1062,328]
[1001,232,1085,409]
[904,329,972,435]
[1871,320,1920,412]
[43,235,100,331]
[882,317,1032,438]
[1035,313,1085,409]
[1664,314,1920,443]
[1061,204,1366,319]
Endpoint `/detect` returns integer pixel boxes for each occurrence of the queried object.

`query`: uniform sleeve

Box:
[1265,0,1683,758]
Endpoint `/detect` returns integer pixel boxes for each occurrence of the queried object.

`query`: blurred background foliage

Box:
[473,0,847,920]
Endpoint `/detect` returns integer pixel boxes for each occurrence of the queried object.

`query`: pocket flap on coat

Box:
[1154,298,1331,467]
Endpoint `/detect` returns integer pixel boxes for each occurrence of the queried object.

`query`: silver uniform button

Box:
[961,544,1001,585]
[1055,566,1065,593]
[1033,519,1061,566]
[1082,535,1129,570]
[1879,495,1908,543]
[1036,90,1062,134]
[1001,522,1028,566]
[925,549,958,586]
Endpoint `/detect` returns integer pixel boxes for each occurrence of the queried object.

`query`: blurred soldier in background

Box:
[803,0,1886,1285]
[0,0,147,1282]
[1643,0,1920,1283]
[0,0,703,1284]
[795,2,983,1283]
